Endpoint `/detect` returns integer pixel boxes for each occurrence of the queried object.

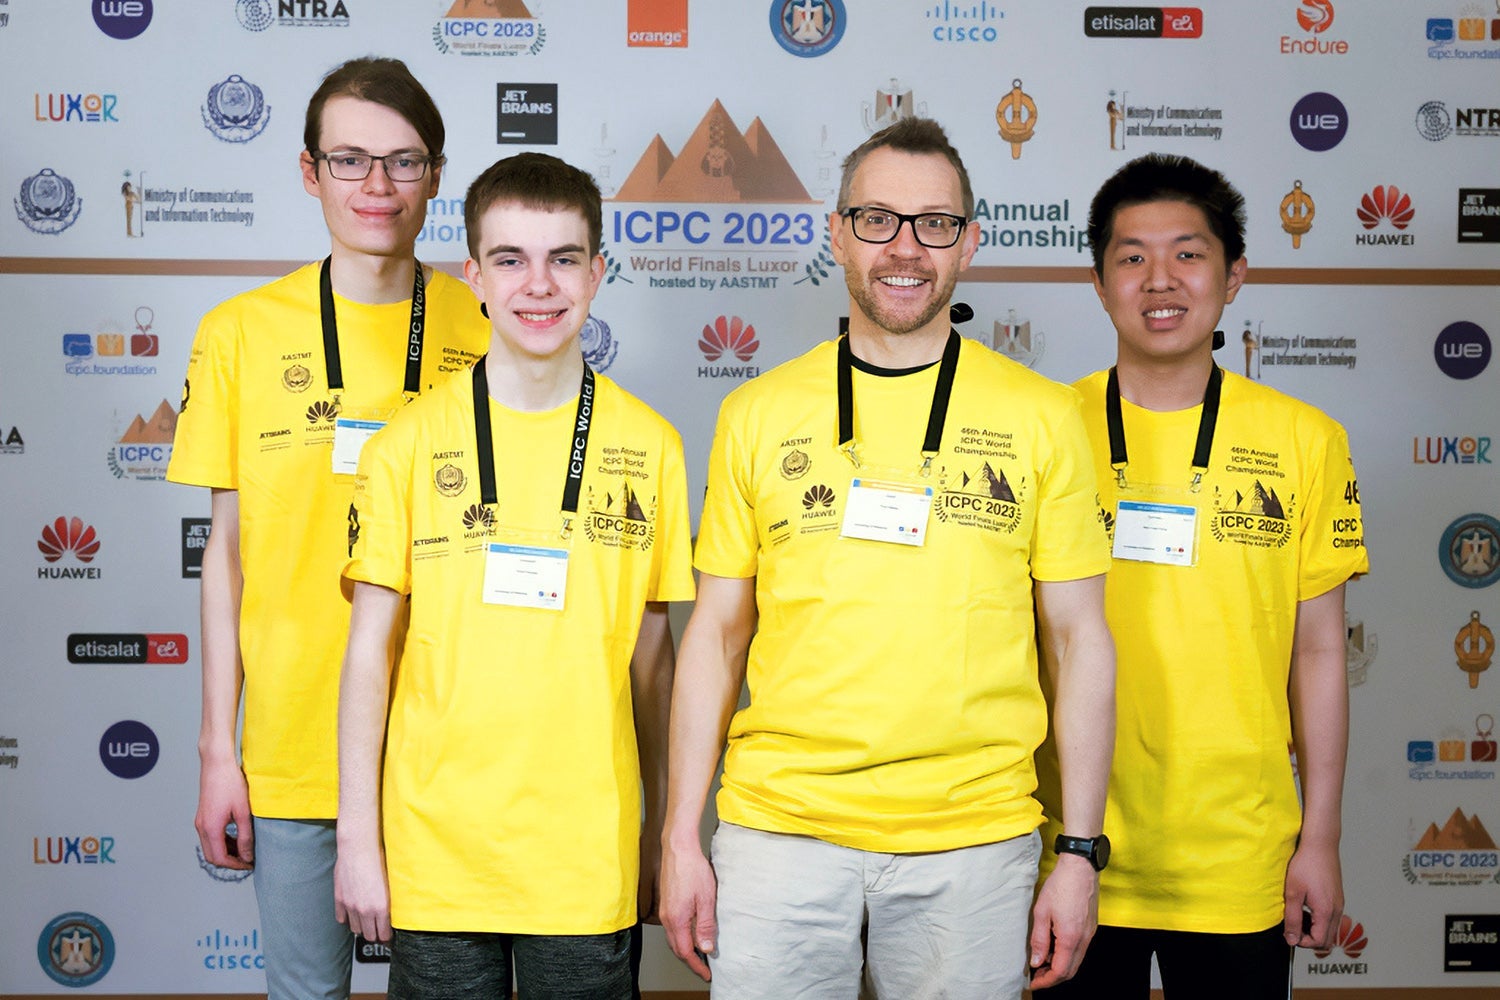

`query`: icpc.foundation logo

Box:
[38,912,115,987]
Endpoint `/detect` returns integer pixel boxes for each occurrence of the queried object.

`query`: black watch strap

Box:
[1054,833,1110,872]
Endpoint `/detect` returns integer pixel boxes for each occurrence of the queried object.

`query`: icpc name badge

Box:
[202,75,270,143]
[15,168,83,234]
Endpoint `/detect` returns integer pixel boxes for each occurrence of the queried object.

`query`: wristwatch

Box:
[1054,833,1110,871]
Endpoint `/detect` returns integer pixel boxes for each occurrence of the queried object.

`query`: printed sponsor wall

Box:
[2,0,1498,993]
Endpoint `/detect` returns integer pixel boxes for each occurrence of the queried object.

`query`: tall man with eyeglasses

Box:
[659,117,1117,999]
[167,57,488,999]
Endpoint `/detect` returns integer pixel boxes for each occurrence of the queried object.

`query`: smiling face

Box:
[300,95,440,262]
[463,201,604,364]
[1093,199,1246,367]
[830,148,978,339]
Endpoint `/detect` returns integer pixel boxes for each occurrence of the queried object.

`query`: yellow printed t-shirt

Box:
[344,368,695,934]
[166,263,488,818]
[1041,368,1368,933]
[694,338,1111,854]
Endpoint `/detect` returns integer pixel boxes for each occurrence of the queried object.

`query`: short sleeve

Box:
[343,420,416,598]
[166,305,239,489]
[1297,421,1368,601]
[1029,389,1112,582]
[692,395,760,580]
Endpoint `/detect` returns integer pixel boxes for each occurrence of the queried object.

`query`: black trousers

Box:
[1033,923,1291,1000]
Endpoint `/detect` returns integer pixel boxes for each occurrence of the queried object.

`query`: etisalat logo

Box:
[1402,807,1500,886]
[603,100,823,290]
[697,316,760,379]
[433,0,546,57]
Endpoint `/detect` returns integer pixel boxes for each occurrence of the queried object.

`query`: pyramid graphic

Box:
[1231,480,1285,519]
[602,481,648,522]
[1413,808,1498,851]
[961,462,1016,502]
[119,400,177,444]
[613,100,817,204]
[445,0,533,16]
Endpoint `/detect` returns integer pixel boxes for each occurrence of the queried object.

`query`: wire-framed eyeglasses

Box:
[841,207,968,248]
[311,150,439,182]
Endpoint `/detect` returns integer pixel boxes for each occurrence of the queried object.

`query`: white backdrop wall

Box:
[2,0,1498,994]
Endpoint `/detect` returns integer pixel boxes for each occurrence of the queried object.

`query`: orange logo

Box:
[628,0,686,47]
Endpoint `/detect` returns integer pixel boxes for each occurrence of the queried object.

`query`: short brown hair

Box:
[836,117,974,217]
[303,57,445,162]
[464,153,603,260]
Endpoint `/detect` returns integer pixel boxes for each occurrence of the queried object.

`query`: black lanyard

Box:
[471,357,595,537]
[836,330,960,475]
[1105,364,1222,492]
[318,255,426,397]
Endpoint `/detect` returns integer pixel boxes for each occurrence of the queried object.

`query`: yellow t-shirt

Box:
[1039,368,1368,933]
[344,367,695,934]
[694,338,1111,853]
[166,262,488,818]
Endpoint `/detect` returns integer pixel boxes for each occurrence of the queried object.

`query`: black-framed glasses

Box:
[311,150,439,182]
[841,206,967,248]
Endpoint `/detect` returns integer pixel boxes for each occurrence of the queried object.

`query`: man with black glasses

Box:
[659,117,1117,999]
[167,57,488,999]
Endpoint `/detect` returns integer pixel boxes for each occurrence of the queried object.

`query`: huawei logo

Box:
[1313,915,1367,959]
[38,516,101,563]
[1357,185,1414,230]
[306,399,340,424]
[802,484,835,509]
[462,504,494,531]
[699,316,759,363]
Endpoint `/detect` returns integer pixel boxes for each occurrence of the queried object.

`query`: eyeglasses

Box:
[311,150,439,182]
[841,207,967,249]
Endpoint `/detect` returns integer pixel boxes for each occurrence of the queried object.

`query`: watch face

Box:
[1093,834,1111,870]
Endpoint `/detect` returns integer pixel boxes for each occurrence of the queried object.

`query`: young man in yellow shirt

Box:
[167,57,487,999]
[659,118,1117,999]
[335,152,694,999]
[1037,154,1368,999]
